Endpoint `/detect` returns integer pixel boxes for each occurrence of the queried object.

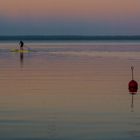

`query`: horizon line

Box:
[1,35,140,41]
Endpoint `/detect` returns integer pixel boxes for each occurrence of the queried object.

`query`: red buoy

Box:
[128,80,138,94]
[128,66,138,95]
[128,66,138,111]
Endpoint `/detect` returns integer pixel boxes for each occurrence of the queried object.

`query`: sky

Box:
[0,0,140,35]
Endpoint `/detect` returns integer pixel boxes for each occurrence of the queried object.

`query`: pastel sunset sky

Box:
[0,0,140,35]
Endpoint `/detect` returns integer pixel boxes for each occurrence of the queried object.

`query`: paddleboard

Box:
[11,49,31,53]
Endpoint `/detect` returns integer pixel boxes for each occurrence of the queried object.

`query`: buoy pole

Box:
[131,95,134,112]
[131,66,134,80]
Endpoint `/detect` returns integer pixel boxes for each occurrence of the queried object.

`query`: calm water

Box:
[0,41,140,140]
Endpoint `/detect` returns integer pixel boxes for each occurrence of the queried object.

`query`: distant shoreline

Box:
[1,35,140,41]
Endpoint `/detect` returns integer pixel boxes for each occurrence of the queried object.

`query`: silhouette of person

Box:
[19,41,24,50]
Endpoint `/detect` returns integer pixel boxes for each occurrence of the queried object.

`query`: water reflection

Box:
[128,66,138,112]
[20,52,24,67]
[45,113,58,139]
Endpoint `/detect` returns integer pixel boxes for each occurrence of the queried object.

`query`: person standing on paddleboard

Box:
[19,41,24,50]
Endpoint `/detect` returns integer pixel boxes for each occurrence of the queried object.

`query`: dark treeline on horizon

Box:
[1,35,140,41]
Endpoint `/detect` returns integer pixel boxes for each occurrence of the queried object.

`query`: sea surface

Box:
[0,41,140,140]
